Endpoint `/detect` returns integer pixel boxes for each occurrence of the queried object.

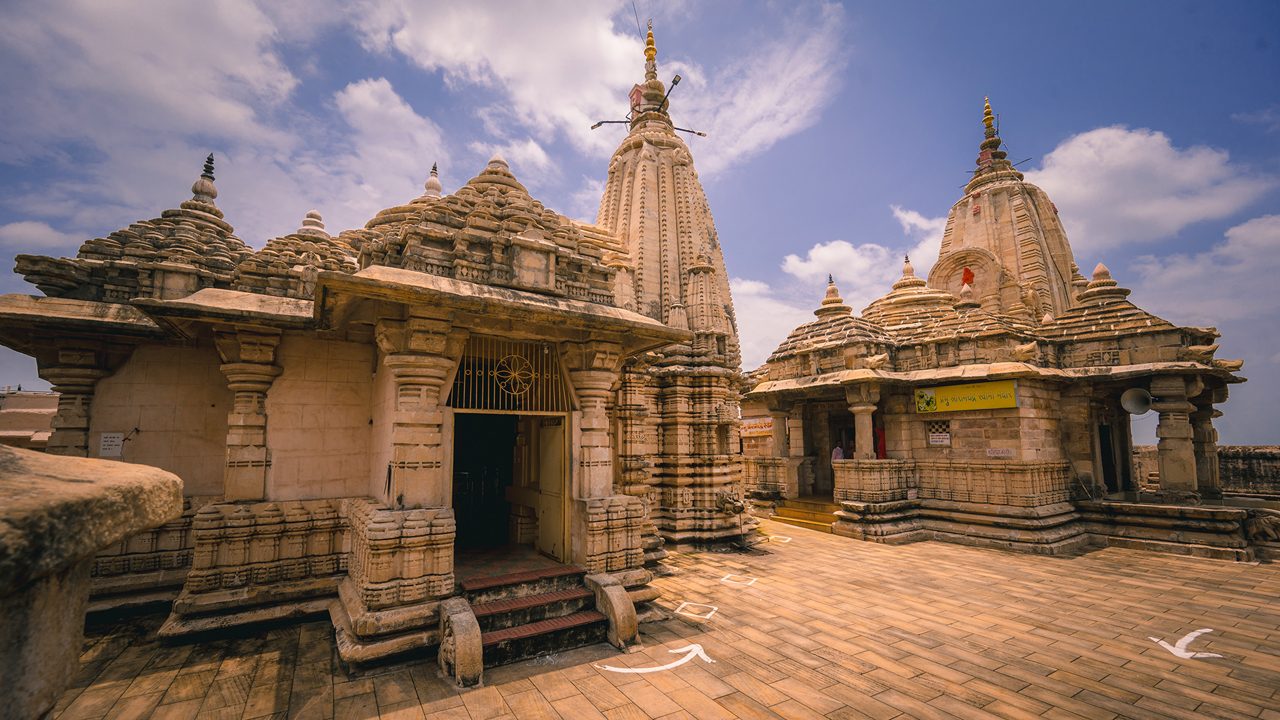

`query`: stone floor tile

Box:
[458,687,509,720]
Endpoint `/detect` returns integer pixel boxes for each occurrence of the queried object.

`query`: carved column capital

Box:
[38,345,113,457]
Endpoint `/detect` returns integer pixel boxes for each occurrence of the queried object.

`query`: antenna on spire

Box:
[631,1,643,38]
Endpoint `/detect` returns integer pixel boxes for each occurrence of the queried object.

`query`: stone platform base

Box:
[834,499,1088,555]
[1077,500,1254,562]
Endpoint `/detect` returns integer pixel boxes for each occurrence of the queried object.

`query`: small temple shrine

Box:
[0,27,746,679]
[740,99,1272,560]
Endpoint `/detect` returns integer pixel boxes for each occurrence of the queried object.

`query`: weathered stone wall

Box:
[1135,445,1280,496]
[880,382,1064,464]
[90,344,230,495]
[265,336,373,500]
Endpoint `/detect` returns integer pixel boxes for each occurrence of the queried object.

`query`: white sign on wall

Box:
[986,447,1015,458]
[928,432,951,446]
[99,432,124,458]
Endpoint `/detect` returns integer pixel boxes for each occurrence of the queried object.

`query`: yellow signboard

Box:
[740,417,774,438]
[914,380,1017,413]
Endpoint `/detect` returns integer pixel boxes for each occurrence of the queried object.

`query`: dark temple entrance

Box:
[453,413,518,550]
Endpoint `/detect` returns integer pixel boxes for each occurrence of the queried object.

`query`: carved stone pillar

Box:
[1151,375,1201,498]
[214,328,282,501]
[768,408,789,459]
[1191,386,1225,500]
[566,341,622,501]
[40,348,110,457]
[377,317,466,509]
[786,407,805,458]
[845,384,880,460]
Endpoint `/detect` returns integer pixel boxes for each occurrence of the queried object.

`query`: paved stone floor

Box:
[53,519,1280,720]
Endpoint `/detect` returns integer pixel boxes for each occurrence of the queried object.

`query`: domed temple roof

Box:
[16,155,252,301]
[768,278,893,363]
[234,211,358,299]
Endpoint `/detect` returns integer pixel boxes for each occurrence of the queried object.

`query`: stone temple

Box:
[0,28,746,680]
[741,99,1278,561]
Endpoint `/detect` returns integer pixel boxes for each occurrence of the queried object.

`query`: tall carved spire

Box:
[630,21,671,128]
[972,97,1022,185]
[644,20,657,81]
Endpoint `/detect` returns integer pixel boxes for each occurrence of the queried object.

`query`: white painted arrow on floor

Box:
[595,644,715,674]
[1148,628,1223,659]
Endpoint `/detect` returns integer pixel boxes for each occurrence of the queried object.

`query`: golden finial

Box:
[645,19,656,62]
[983,96,994,131]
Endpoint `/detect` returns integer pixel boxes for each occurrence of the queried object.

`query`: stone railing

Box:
[344,498,455,610]
[833,459,1073,508]
[580,495,645,573]
[917,461,1072,507]
[743,457,790,495]
[833,459,915,503]
[90,494,221,603]
[185,500,347,594]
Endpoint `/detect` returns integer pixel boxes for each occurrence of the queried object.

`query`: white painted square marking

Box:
[674,601,718,620]
[768,535,792,543]
[720,574,757,587]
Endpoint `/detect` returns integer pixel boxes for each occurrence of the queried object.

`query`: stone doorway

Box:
[452,411,569,564]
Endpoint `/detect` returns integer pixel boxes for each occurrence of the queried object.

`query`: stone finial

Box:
[297,210,329,239]
[424,162,442,198]
[902,255,915,277]
[645,19,657,63]
[488,153,508,170]
[1079,261,1131,302]
[191,153,218,202]
[815,276,852,318]
[1041,310,1055,325]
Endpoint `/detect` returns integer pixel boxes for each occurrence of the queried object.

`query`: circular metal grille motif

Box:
[494,354,534,397]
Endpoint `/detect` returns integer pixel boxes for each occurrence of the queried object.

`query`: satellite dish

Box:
[1120,388,1152,415]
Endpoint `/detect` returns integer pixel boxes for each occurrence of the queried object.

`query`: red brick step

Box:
[470,587,593,619]
[459,564,586,593]
[480,610,606,647]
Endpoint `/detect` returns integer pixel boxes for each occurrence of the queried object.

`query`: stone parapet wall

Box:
[1077,500,1253,561]
[186,499,347,594]
[742,457,791,496]
[833,459,1072,507]
[833,459,915,503]
[344,498,455,610]
[1134,445,1280,496]
[90,494,220,602]
[580,495,645,573]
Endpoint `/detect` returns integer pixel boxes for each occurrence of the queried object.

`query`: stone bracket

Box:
[584,573,639,651]
[438,597,482,688]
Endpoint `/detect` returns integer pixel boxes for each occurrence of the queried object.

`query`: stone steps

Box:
[461,563,607,667]
[773,498,839,532]
[770,514,834,533]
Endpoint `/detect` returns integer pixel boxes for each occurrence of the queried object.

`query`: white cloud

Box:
[567,177,606,223]
[349,0,642,157]
[0,0,297,163]
[1232,105,1280,133]
[671,3,847,176]
[0,221,79,252]
[349,1,845,176]
[467,138,557,187]
[1024,126,1273,253]
[778,204,946,313]
[890,205,947,277]
[730,277,814,371]
[1131,214,1280,326]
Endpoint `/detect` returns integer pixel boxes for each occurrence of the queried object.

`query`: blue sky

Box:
[0,1,1277,443]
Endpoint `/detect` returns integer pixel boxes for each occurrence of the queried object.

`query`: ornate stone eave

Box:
[315,265,691,356]
[746,360,1244,401]
[0,295,165,354]
[131,287,315,339]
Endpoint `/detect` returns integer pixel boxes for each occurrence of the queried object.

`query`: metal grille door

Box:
[448,336,571,413]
